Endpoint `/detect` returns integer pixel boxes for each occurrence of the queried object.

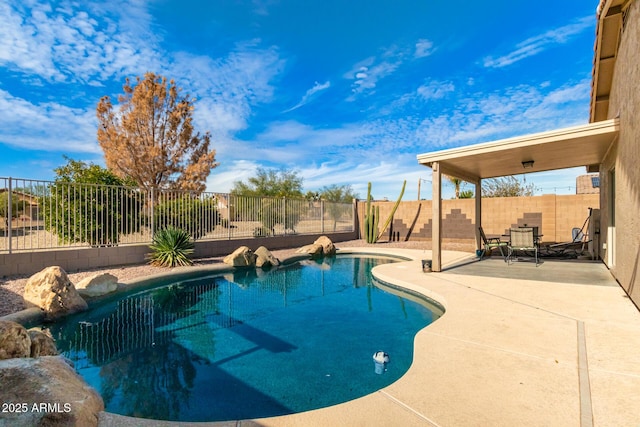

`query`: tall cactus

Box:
[364,182,377,243]
[372,205,379,243]
[377,180,406,241]
[364,181,405,243]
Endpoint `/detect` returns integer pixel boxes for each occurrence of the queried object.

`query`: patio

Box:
[445,255,616,286]
[98,247,640,426]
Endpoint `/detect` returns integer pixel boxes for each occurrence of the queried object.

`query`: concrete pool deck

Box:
[99,248,640,427]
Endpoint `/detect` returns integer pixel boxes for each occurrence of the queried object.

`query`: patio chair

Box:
[479,227,508,261]
[544,228,588,258]
[507,227,538,266]
[543,208,593,258]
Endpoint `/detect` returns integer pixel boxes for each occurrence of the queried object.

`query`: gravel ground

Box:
[0,239,460,318]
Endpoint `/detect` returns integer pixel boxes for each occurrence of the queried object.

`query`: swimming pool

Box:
[43,255,443,422]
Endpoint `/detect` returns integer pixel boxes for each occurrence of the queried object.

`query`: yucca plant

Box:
[147,227,195,267]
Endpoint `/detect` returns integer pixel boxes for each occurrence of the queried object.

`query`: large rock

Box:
[254,246,280,268]
[0,320,31,360]
[296,243,324,258]
[0,356,104,427]
[314,236,336,256]
[75,273,118,298]
[23,266,88,320]
[223,246,257,267]
[27,329,58,358]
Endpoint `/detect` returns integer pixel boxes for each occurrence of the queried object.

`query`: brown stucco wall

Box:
[601,0,640,305]
[357,194,598,251]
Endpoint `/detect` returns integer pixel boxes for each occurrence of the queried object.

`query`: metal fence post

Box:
[353,198,357,234]
[228,194,232,240]
[282,197,287,235]
[321,200,325,233]
[150,187,155,237]
[7,177,12,254]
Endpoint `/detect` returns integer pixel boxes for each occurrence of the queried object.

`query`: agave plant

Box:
[147,227,195,267]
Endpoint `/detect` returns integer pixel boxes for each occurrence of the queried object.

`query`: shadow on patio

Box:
[442,256,618,287]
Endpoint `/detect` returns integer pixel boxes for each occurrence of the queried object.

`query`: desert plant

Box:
[459,189,474,199]
[364,181,406,243]
[97,72,218,193]
[40,158,142,246]
[363,183,379,243]
[376,180,406,241]
[153,195,219,239]
[0,191,23,229]
[147,227,195,267]
[253,226,271,237]
[319,184,358,231]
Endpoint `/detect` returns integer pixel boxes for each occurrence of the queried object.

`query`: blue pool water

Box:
[43,255,442,422]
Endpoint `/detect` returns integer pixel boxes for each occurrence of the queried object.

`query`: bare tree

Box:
[97,72,218,192]
[482,176,537,197]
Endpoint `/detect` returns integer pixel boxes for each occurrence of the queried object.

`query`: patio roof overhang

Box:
[416,118,619,272]
[416,118,620,183]
[590,0,626,122]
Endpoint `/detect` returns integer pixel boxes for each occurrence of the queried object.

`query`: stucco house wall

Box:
[600,0,640,305]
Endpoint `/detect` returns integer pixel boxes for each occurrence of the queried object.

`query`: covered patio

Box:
[416,118,619,272]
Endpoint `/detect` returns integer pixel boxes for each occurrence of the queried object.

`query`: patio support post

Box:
[432,162,442,272]
[475,180,482,250]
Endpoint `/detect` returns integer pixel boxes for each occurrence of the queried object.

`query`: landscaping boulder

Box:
[0,320,31,360]
[23,266,88,320]
[0,356,104,427]
[75,273,119,298]
[296,243,324,258]
[255,246,280,268]
[223,246,257,267]
[27,329,58,358]
[314,236,336,256]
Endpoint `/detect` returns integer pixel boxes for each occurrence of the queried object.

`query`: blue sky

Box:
[0,0,599,199]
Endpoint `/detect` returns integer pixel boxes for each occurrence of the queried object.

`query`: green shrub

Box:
[253,226,271,237]
[147,227,195,267]
[153,195,219,239]
[40,159,142,246]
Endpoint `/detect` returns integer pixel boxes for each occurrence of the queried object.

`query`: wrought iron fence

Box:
[0,177,354,253]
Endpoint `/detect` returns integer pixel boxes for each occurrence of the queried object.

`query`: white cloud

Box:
[283,81,331,112]
[206,159,261,192]
[0,2,284,176]
[417,79,455,100]
[0,89,100,153]
[205,77,591,199]
[344,38,437,101]
[0,0,285,160]
[523,79,591,121]
[173,44,284,136]
[483,16,593,68]
[414,79,590,149]
[0,0,163,84]
[252,0,279,16]
[205,156,427,201]
[301,159,422,190]
[344,56,400,100]
[414,39,435,58]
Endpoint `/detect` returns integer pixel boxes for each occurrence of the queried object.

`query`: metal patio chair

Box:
[507,227,538,266]
[479,226,508,261]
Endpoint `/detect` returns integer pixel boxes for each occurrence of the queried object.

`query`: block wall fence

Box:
[0,194,598,276]
[357,194,599,251]
[0,231,358,277]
